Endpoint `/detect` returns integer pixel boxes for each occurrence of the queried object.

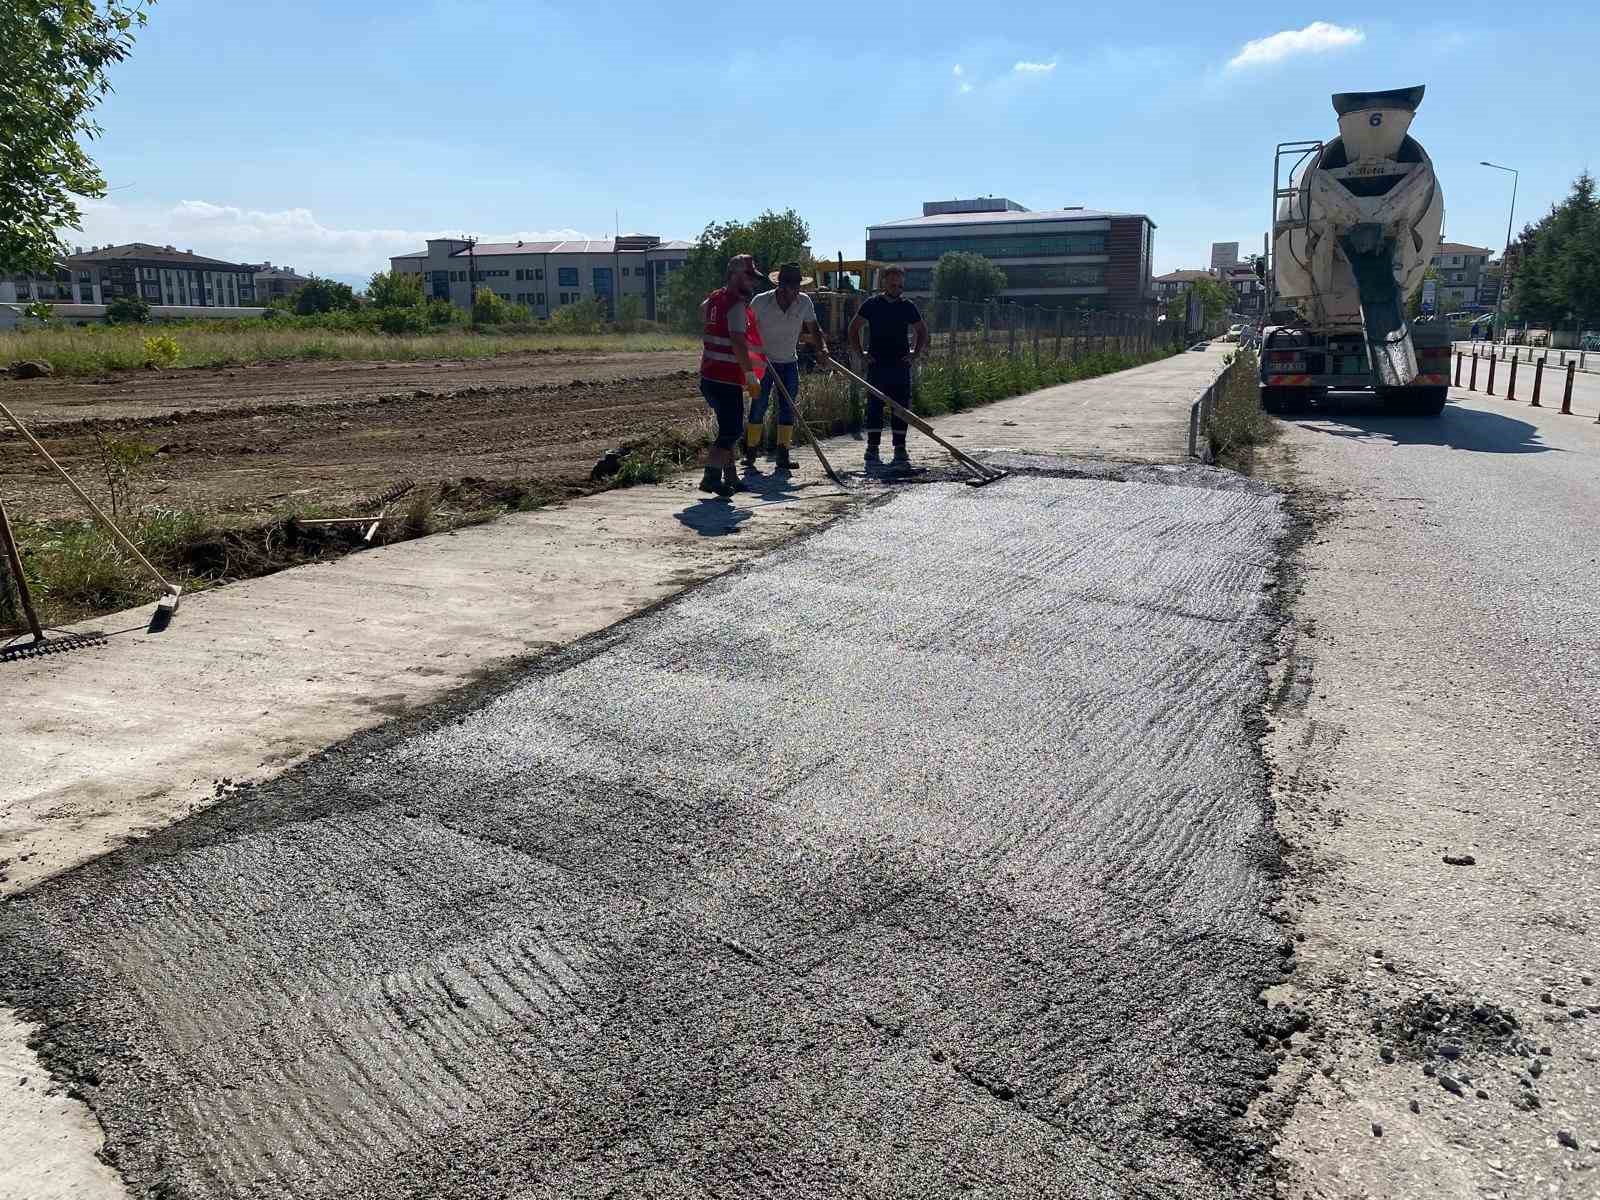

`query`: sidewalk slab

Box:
[0,345,1227,1200]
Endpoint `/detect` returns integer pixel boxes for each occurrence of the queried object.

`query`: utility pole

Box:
[1482,162,1518,342]
[466,234,478,311]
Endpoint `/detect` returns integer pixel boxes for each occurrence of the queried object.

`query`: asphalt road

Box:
[1261,385,1600,1196]
[2,461,1288,1199]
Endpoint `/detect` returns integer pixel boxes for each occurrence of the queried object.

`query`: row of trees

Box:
[1510,172,1600,332]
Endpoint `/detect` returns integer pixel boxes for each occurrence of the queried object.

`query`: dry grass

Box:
[0,324,698,376]
[1206,349,1277,471]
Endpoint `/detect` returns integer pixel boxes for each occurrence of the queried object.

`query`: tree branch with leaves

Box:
[0,1,153,275]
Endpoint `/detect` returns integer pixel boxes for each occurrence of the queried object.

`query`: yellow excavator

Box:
[768,256,889,366]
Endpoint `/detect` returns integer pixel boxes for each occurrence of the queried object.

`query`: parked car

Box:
[1222,323,1244,342]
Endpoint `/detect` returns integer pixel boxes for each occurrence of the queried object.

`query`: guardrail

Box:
[1188,350,1245,463]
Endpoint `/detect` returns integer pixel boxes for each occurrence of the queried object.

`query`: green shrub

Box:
[142,333,181,367]
[377,307,429,335]
[105,296,151,324]
[548,298,607,333]
[471,288,531,326]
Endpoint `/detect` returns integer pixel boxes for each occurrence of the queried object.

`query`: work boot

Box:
[864,435,883,469]
[723,466,748,493]
[740,443,759,468]
[774,447,798,471]
[889,445,912,471]
[699,468,733,498]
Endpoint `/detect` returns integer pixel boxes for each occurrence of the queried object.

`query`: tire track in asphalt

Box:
[2,465,1288,1199]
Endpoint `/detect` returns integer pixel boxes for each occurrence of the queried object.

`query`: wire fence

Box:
[923,298,1190,364]
[785,298,1195,442]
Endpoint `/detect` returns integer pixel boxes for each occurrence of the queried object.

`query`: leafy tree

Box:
[1,1,152,274]
[932,251,1007,305]
[662,209,812,331]
[1165,276,1232,325]
[1510,172,1600,333]
[104,294,149,324]
[294,276,358,315]
[366,269,423,309]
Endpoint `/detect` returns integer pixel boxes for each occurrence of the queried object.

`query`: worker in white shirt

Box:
[744,262,828,471]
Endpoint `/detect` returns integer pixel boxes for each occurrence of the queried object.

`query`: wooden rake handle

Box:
[0,398,178,596]
[820,360,1000,481]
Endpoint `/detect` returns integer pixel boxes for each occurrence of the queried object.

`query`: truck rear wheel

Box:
[1378,386,1448,418]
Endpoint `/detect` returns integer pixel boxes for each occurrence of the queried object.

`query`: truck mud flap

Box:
[1338,223,1420,388]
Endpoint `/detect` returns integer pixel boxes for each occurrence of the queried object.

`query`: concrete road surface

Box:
[1260,385,1600,1197]
[1,461,1289,1199]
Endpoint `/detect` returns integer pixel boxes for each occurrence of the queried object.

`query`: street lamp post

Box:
[1482,161,1518,343]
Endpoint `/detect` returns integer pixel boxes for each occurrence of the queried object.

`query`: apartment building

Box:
[390,234,692,320]
[0,243,258,308]
[1429,242,1494,309]
[864,198,1157,312]
[245,262,314,302]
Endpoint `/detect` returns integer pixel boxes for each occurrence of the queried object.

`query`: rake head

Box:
[1,631,109,663]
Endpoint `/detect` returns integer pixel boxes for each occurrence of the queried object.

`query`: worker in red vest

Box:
[699,254,767,496]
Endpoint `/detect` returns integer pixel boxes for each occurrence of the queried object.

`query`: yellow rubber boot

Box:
[742,423,763,465]
[775,424,797,470]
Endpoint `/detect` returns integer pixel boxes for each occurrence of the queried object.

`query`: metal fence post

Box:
[1454,353,1462,387]
[1562,361,1576,414]
[1007,305,1017,355]
[1508,357,1519,401]
[1532,358,1544,407]
[1469,353,1478,391]
[1054,308,1064,359]
[1487,354,1497,395]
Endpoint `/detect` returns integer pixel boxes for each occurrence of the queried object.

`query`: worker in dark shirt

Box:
[848,265,930,470]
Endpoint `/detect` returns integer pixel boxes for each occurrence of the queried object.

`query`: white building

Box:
[390,235,692,321]
[0,243,259,308]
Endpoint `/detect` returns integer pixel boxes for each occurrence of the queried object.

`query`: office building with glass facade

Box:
[864,198,1156,312]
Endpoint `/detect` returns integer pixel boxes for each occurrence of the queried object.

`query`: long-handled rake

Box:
[765,366,848,488]
[820,360,1009,487]
[0,398,182,629]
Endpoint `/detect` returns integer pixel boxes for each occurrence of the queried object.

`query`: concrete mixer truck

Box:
[1261,85,1451,417]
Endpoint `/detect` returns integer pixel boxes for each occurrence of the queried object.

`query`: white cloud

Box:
[952,63,963,76]
[70,199,592,278]
[1226,22,1364,70]
[1013,60,1057,73]
[959,82,974,93]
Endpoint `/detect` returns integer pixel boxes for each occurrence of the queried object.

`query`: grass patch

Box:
[0,324,698,377]
[0,482,597,635]
[1206,349,1277,471]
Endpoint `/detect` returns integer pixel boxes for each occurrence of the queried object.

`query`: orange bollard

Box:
[1508,358,1519,401]
[1562,362,1575,415]
[1532,359,1544,407]
[1487,355,1498,395]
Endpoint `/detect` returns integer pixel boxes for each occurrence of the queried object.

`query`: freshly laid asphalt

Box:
[1,460,1289,1199]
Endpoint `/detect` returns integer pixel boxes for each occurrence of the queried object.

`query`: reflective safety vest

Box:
[700,288,766,385]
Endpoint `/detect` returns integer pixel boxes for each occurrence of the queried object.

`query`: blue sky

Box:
[74,1,1598,286]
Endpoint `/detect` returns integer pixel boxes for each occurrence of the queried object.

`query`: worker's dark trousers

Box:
[866,364,912,452]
